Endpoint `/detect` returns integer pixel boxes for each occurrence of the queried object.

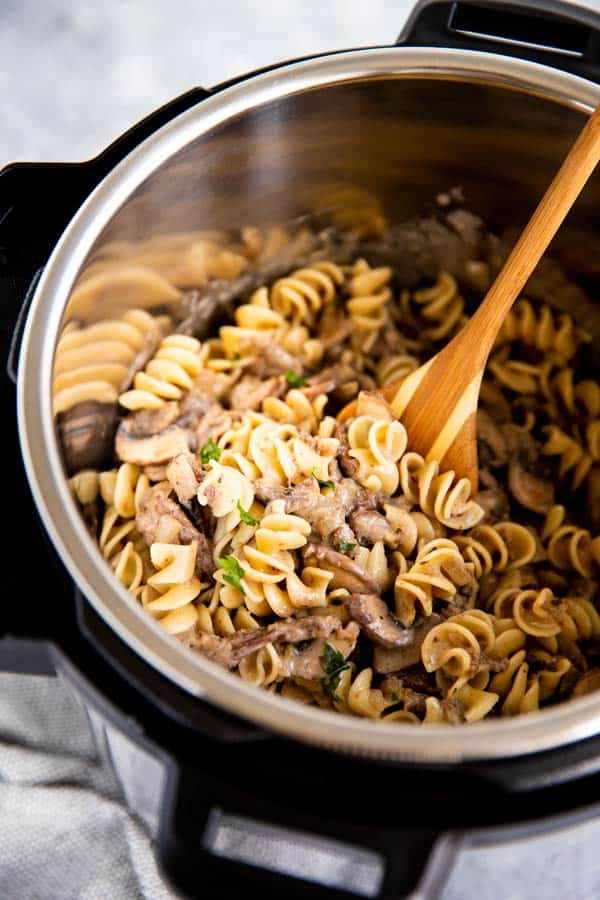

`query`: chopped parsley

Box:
[217,555,245,593]
[237,501,258,527]
[336,540,356,553]
[199,438,221,464]
[391,691,400,702]
[551,597,563,606]
[312,471,335,490]
[232,352,241,361]
[285,370,306,388]
[319,643,350,702]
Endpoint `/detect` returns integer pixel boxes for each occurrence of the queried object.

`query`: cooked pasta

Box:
[53,308,168,414]
[62,208,600,726]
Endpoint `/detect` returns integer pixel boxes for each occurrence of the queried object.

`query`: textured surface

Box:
[3,1,600,898]
[1,0,405,165]
[2,671,600,899]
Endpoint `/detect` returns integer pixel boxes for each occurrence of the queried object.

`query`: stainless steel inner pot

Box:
[18,46,600,762]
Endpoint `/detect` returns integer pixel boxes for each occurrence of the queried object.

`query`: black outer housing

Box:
[4,2,600,897]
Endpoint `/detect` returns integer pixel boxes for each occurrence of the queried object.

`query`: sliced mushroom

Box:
[349,510,402,549]
[303,542,379,593]
[116,419,190,466]
[373,615,442,674]
[58,400,119,474]
[477,408,508,468]
[189,614,344,669]
[279,621,360,679]
[345,593,411,648]
[508,453,554,514]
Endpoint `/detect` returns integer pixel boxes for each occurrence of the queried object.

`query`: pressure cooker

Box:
[4,1,600,896]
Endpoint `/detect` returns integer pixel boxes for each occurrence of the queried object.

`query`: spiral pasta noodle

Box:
[118,334,206,410]
[495,298,586,363]
[404,271,465,342]
[65,215,600,726]
[53,308,167,414]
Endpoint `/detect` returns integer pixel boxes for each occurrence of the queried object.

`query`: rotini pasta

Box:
[61,213,600,727]
[53,308,167,414]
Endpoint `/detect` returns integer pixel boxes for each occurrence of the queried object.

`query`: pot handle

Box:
[157,759,460,900]
[399,0,600,82]
[1,86,210,384]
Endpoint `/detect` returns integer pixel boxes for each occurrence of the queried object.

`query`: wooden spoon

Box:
[338,104,600,491]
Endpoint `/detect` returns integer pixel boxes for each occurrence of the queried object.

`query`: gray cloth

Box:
[0,674,175,900]
[2,672,600,899]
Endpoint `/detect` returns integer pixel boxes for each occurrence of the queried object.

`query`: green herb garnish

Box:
[551,597,563,606]
[199,438,221,465]
[237,501,258,527]
[312,471,335,490]
[232,352,241,361]
[285,370,306,388]
[217,555,245,593]
[319,643,350,702]
[336,540,356,553]
[391,691,400,702]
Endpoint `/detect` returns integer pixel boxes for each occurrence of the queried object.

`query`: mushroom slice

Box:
[116,419,190,466]
[508,453,554,514]
[345,593,410,648]
[373,615,442,674]
[477,408,508,467]
[303,543,379,594]
[349,510,401,548]
[58,400,119,474]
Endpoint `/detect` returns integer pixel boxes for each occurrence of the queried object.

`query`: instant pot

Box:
[4,1,600,896]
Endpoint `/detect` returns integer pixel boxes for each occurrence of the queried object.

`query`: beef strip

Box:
[380,677,428,716]
[359,207,485,288]
[303,365,359,401]
[136,482,215,576]
[195,405,238,449]
[189,614,344,669]
[175,226,361,339]
[279,621,360,679]
[334,422,360,479]
[345,593,413,648]
[229,374,283,410]
[245,346,301,379]
[166,452,204,502]
[372,614,442,674]
[254,477,375,543]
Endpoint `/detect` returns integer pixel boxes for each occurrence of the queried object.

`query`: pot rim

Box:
[17,45,600,762]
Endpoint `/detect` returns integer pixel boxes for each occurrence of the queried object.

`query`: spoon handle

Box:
[465,102,600,361]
